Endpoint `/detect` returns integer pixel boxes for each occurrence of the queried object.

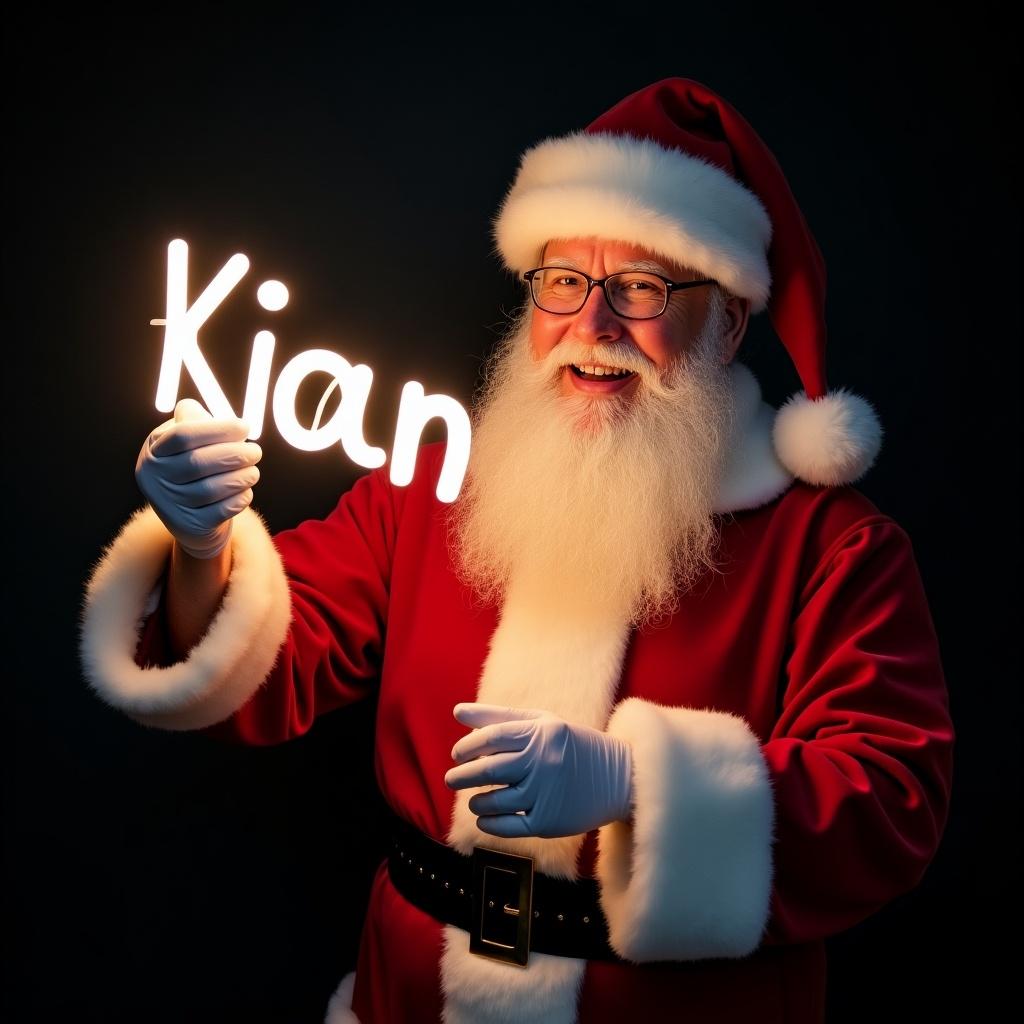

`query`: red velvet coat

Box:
[81,365,954,1024]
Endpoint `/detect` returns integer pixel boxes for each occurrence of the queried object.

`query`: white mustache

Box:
[540,342,660,385]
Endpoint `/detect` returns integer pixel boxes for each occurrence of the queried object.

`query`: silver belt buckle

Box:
[469,845,534,967]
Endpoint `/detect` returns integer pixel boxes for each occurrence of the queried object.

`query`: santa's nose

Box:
[569,284,624,344]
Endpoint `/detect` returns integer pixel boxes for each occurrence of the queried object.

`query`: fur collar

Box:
[714,361,795,515]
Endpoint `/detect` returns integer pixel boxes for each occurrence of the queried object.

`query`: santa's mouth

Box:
[568,363,636,382]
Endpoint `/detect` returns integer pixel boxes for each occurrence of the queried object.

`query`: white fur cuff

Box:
[79,505,292,731]
[596,698,775,962]
[324,971,360,1023]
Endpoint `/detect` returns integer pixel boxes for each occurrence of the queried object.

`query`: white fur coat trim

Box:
[441,926,585,1024]
[79,505,292,730]
[440,570,632,1022]
[492,131,773,311]
[444,570,632,875]
[597,697,775,961]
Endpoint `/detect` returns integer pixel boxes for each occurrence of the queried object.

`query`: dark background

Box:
[5,6,1019,1022]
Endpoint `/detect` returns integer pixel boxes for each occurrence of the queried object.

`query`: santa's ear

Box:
[719,290,750,364]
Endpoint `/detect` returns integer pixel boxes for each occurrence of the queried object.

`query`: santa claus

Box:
[79,79,954,1023]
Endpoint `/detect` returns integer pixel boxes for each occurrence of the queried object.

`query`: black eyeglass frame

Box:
[523,266,719,320]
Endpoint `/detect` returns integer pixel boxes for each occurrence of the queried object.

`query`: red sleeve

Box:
[195,464,402,747]
[761,516,955,945]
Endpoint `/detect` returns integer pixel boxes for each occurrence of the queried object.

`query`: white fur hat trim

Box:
[493,131,773,311]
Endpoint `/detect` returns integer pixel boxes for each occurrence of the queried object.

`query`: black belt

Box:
[387,809,624,966]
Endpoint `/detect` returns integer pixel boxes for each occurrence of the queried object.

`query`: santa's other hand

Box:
[445,703,635,839]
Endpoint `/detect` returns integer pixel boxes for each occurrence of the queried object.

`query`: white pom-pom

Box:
[773,388,884,486]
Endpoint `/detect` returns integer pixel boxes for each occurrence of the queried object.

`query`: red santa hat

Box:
[492,77,883,487]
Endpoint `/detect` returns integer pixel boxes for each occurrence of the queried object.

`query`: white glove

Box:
[444,702,634,839]
[134,399,262,559]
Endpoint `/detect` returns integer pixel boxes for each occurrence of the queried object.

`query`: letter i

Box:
[241,280,290,438]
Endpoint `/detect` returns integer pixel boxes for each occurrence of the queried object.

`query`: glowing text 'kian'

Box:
[152,240,472,503]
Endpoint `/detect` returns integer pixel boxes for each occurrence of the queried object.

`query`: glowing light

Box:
[155,240,249,418]
[151,241,471,496]
[391,381,472,503]
[240,331,276,439]
[257,280,289,311]
[272,349,386,467]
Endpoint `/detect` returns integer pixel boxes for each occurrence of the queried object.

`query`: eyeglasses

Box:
[524,266,719,320]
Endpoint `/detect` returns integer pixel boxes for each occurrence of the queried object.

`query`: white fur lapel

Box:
[445,571,632,875]
[441,572,628,1022]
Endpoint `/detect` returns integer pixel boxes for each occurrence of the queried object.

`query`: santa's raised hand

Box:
[444,702,634,839]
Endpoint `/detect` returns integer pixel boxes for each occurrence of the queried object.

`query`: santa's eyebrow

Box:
[540,256,675,275]
[614,259,672,275]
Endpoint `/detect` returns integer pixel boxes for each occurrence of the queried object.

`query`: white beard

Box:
[448,292,738,628]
